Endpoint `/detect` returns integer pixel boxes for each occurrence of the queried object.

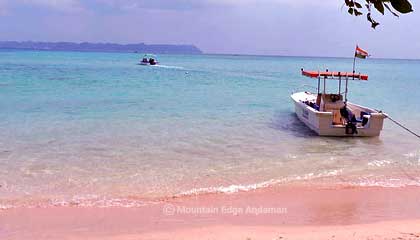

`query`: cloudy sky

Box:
[0,0,418,58]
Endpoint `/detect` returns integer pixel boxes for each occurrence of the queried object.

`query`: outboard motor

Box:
[345,122,358,135]
[341,105,358,135]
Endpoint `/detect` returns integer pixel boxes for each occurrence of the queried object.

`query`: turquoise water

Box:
[0,51,419,208]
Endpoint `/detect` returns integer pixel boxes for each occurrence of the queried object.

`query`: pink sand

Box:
[2,186,420,239]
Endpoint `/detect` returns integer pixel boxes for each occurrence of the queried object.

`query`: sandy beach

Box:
[2,186,420,239]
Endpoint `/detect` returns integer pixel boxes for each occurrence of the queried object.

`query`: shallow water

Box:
[0,51,419,207]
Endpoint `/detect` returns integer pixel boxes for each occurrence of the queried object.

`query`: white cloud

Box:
[25,0,84,12]
[0,0,85,13]
[207,0,340,7]
[0,0,9,16]
[0,0,342,15]
[92,0,341,11]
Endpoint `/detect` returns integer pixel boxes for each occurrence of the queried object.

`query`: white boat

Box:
[291,69,387,137]
[139,54,159,66]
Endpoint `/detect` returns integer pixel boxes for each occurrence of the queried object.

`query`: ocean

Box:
[0,50,419,208]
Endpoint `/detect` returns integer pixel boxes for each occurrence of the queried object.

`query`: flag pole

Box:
[352,45,357,74]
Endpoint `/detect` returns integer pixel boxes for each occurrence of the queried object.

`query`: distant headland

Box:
[0,41,203,54]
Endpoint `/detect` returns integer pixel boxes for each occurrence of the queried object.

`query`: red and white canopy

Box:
[301,70,368,81]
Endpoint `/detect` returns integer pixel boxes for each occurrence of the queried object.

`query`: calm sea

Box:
[0,50,419,208]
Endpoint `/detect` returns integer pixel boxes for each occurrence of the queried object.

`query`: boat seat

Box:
[320,94,345,112]
[316,93,322,106]
[323,101,345,110]
[320,94,345,125]
[303,100,320,111]
[332,110,344,125]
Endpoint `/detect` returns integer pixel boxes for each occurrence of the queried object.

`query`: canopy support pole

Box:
[317,74,320,95]
[339,76,341,95]
[345,75,349,103]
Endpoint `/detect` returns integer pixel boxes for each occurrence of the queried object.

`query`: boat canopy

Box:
[302,70,368,81]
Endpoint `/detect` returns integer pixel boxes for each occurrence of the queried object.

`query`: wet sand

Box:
[2,186,420,239]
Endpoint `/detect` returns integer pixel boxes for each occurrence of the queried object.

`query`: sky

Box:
[0,0,419,58]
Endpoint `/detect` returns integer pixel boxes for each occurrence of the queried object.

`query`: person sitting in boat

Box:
[341,105,358,123]
[149,58,156,65]
[340,105,353,123]
[340,105,359,134]
[142,58,148,63]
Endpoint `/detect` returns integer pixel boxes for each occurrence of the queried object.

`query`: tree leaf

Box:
[367,12,372,21]
[384,3,400,17]
[342,0,413,29]
[354,9,364,15]
[366,12,379,28]
[374,0,385,14]
[390,0,413,13]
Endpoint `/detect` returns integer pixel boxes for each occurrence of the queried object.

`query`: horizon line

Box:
[1,48,419,61]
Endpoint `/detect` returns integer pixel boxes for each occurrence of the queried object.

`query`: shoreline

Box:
[2,185,420,239]
[3,180,420,209]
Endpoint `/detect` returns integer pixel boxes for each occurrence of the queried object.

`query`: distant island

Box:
[0,41,203,54]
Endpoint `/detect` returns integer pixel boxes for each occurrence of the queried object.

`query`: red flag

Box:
[355,45,369,59]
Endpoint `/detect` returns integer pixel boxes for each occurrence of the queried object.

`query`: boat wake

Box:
[152,65,185,70]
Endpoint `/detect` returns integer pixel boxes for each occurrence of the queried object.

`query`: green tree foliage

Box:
[345,0,413,28]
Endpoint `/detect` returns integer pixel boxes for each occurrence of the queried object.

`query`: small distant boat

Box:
[139,54,159,66]
[291,69,387,137]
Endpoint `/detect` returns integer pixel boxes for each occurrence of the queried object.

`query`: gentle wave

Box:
[403,149,420,162]
[3,175,420,210]
[0,196,149,210]
[349,179,420,188]
[176,170,420,197]
[176,170,344,197]
[177,179,284,196]
[367,160,392,167]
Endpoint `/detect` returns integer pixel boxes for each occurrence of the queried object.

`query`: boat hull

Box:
[291,92,386,137]
[139,62,158,66]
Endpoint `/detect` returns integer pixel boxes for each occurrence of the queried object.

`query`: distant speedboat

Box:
[139,54,159,66]
[291,69,387,137]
